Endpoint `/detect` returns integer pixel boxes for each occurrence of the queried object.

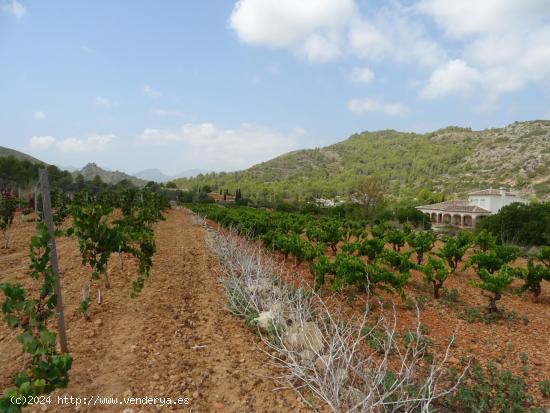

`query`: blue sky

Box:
[1,0,549,175]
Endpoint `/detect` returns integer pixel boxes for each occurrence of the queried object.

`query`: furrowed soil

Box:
[0,209,307,413]
[266,241,550,409]
[203,218,550,409]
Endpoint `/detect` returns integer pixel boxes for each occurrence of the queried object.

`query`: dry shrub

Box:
[204,223,467,413]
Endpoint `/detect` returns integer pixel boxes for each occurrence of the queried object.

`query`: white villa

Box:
[416,189,527,228]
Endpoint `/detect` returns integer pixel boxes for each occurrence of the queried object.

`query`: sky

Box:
[1,0,549,175]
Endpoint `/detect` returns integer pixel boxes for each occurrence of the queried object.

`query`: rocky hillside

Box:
[175,120,550,200]
[74,163,147,187]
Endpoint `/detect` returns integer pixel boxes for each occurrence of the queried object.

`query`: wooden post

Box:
[34,185,39,215]
[17,187,21,222]
[39,169,69,353]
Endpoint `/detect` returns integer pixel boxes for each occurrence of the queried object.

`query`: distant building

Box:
[207,191,235,203]
[314,198,345,207]
[416,188,528,228]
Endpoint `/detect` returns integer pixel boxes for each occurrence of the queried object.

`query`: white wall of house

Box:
[468,191,527,213]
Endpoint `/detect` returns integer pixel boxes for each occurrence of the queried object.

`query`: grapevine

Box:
[0,224,72,411]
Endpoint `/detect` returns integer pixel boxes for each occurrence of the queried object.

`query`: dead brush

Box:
[207,227,313,325]
[200,214,468,413]
[264,300,467,413]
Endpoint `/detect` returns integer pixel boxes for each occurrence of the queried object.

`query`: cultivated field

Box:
[1,207,549,411]
[0,209,307,412]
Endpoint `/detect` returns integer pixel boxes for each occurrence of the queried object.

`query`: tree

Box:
[476,202,550,246]
[90,175,105,194]
[353,176,386,218]
[74,174,86,192]
[0,191,17,248]
[416,188,444,205]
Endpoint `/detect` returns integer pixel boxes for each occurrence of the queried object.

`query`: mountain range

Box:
[3,120,550,200]
[73,163,147,187]
[174,120,550,201]
[0,147,208,186]
[132,168,210,182]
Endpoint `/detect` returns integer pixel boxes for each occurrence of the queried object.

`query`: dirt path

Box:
[1,209,307,413]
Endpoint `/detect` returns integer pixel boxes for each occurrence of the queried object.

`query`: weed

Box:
[538,380,550,398]
[361,324,386,353]
[519,352,528,364]
[460,306,482,323]
[444,287,460,302]
[445,361,533,412]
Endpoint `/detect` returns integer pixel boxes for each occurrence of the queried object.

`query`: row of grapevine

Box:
[0,227,72,410]
[188,204,550,312]
[68,188,168,317]
[1,181,169,411]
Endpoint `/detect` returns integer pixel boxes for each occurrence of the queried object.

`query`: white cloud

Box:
[150,108,185,117]
[95,96,118,107]
[349,10,445,67]
[299,33,341,62]
[228,0,550,103]
[347,98,408,116]
[33,111,46,120]
[2,0,25,18]
[416,0,550,99]
[416,0,550,38]
[350,67,374,84]
[229,0,444,66]
[29,136,56,150]
[229,0,356,62]
[420,59,481,99]
[143,84,161,98]
[229,0,448,70]
[138,122,301,170]
[29,134,115,153]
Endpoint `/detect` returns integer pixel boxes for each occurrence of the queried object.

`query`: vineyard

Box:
[187,204,550,309]
[187,203,550,411]
[0,175,169,412]
[3,1,550,410]
[1,183,549,411]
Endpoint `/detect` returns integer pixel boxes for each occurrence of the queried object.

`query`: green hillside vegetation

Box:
[0,155,73,192]
[0,146,44,164]
[174,121,550,203]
